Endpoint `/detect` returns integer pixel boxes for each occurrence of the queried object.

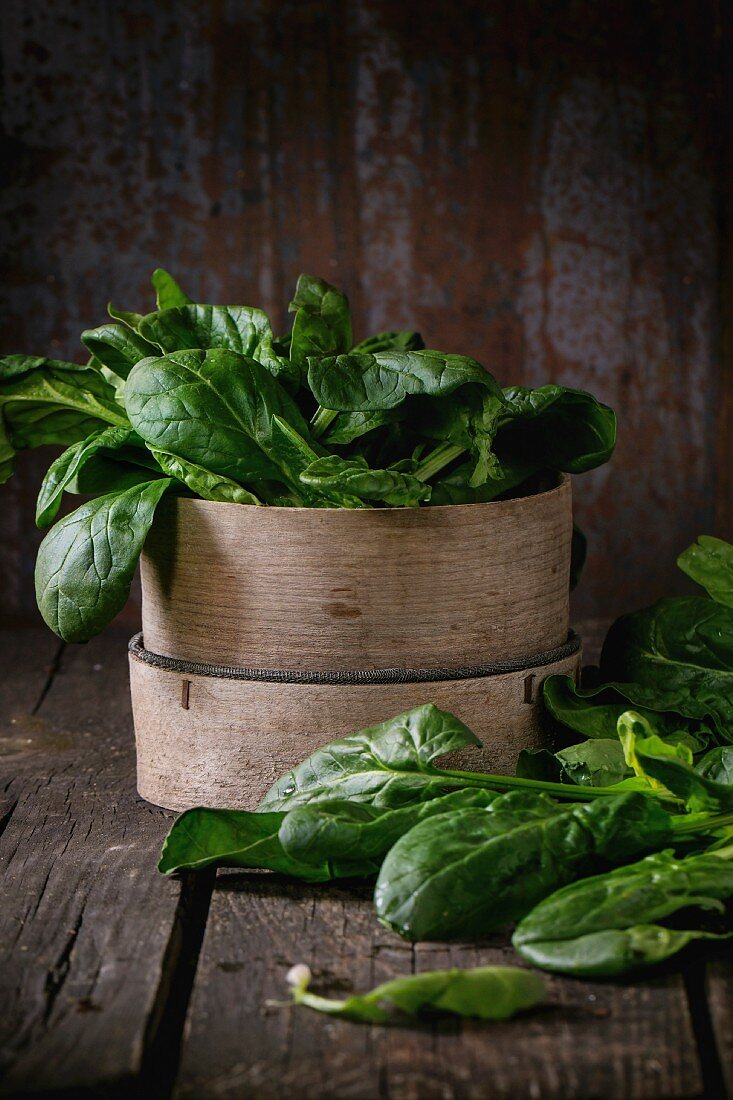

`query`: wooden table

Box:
[1,624,732,1099]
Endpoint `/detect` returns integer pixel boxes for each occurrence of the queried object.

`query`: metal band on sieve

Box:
[128,631,581,686]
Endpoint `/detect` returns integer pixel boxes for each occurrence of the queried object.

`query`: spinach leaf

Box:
[374,791,674,941]
[678,535,733,609]
[411,387,507,488]
[36,425,143,527]
[322,408,405,447]
[125,349,309,485]
[428,458,535,506]
[151,267,191,310]
[148,449,261,505]
[515,748,565,783]
[279,789,498,870]
[268,416,366,507]
[107,303,145,332]
[513,846,733,977]
[281,962,545,1023]
[158,808,329,880]
[159,788,498,880]
[696,746,733,785]
[138,303,291,382]
[600,597,733,739]
[300,454,431,506]
[80,324,159,380]
[497,385,617,473]
[352,331,425,354]
[307,351,499,412]
[35,478,172,642]
[635,743,733,812]
[289,274,352,375]
[0,357,128,483]
[555,739,632,787]
[259,704,483,811]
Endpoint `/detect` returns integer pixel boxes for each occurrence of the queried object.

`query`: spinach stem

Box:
[413,441,466,482]
[434,767,670,803]
[310,406,338,438]
[671,811,733,836]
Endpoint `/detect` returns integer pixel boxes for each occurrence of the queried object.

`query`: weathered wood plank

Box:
[0,628,209,1096]
[178,876,704,1100]
[706,953,733,1098]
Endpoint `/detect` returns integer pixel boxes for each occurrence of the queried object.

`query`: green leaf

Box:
[411,387,507,488]
[259,704,482,812]
[555,739,632,788]
[151,268,192,310]
[107,303,145,331]
[497,385,617,473]
[696,746,733,786]
[125,348,310,485]
[307,351,497,412]
[635,744,733,812]
[352,331,425,355]
[428,458,535,506]
[600,597,733,739]
[516,925,731,978]
[374,791,674,941]
[542,675,711,747]
[36,425,143,527]
[322,408,405,447]
[288,274,353,373]
[148,449,261,505]
[0,358,128,482]
[35,478,172,642]
[279,789,498,871]
[158,808,328,880]
[138,303,293,383]
[513,846,733,977]
[268,415,366,507]
[300,454,431,507]
[81,324,159,380]
[678,535,733,609]
[515,748,564,783]
[282,962,545,1023]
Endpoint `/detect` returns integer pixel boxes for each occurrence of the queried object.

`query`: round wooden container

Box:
[131,474,579,810]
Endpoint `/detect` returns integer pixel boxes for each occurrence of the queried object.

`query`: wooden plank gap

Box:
[682,959,728,1100]
[139,868,216,1099]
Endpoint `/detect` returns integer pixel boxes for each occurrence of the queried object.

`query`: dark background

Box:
[1,0,731,626]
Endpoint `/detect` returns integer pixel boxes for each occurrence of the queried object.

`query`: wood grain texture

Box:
[130,642,580,811]
[1,0,730,626]
[0,628,209,1096]
[707,953,733,1098]
[176,876,704,1100]
[141,477,571,671]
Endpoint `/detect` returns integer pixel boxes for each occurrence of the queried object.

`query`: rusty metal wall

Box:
[1,0,729,628]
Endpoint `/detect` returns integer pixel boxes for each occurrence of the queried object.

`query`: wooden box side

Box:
[140,476,572,671]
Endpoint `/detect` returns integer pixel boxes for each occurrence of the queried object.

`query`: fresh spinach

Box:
[374,791,675,941]
[513,846,733,977]
[678,535,733,609]
[2,267,615,642]
[299,454,431,506]
[35,478,172,642]
[159,788,498,878]
[280,962,545,1023]
[258,703,633,815]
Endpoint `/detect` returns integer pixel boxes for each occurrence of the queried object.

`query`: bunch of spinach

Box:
[539,535,733,793]
[160,702,733,980]
[1,269,615,642]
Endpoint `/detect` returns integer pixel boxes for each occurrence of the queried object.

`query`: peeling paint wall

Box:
[0,0,729,625]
